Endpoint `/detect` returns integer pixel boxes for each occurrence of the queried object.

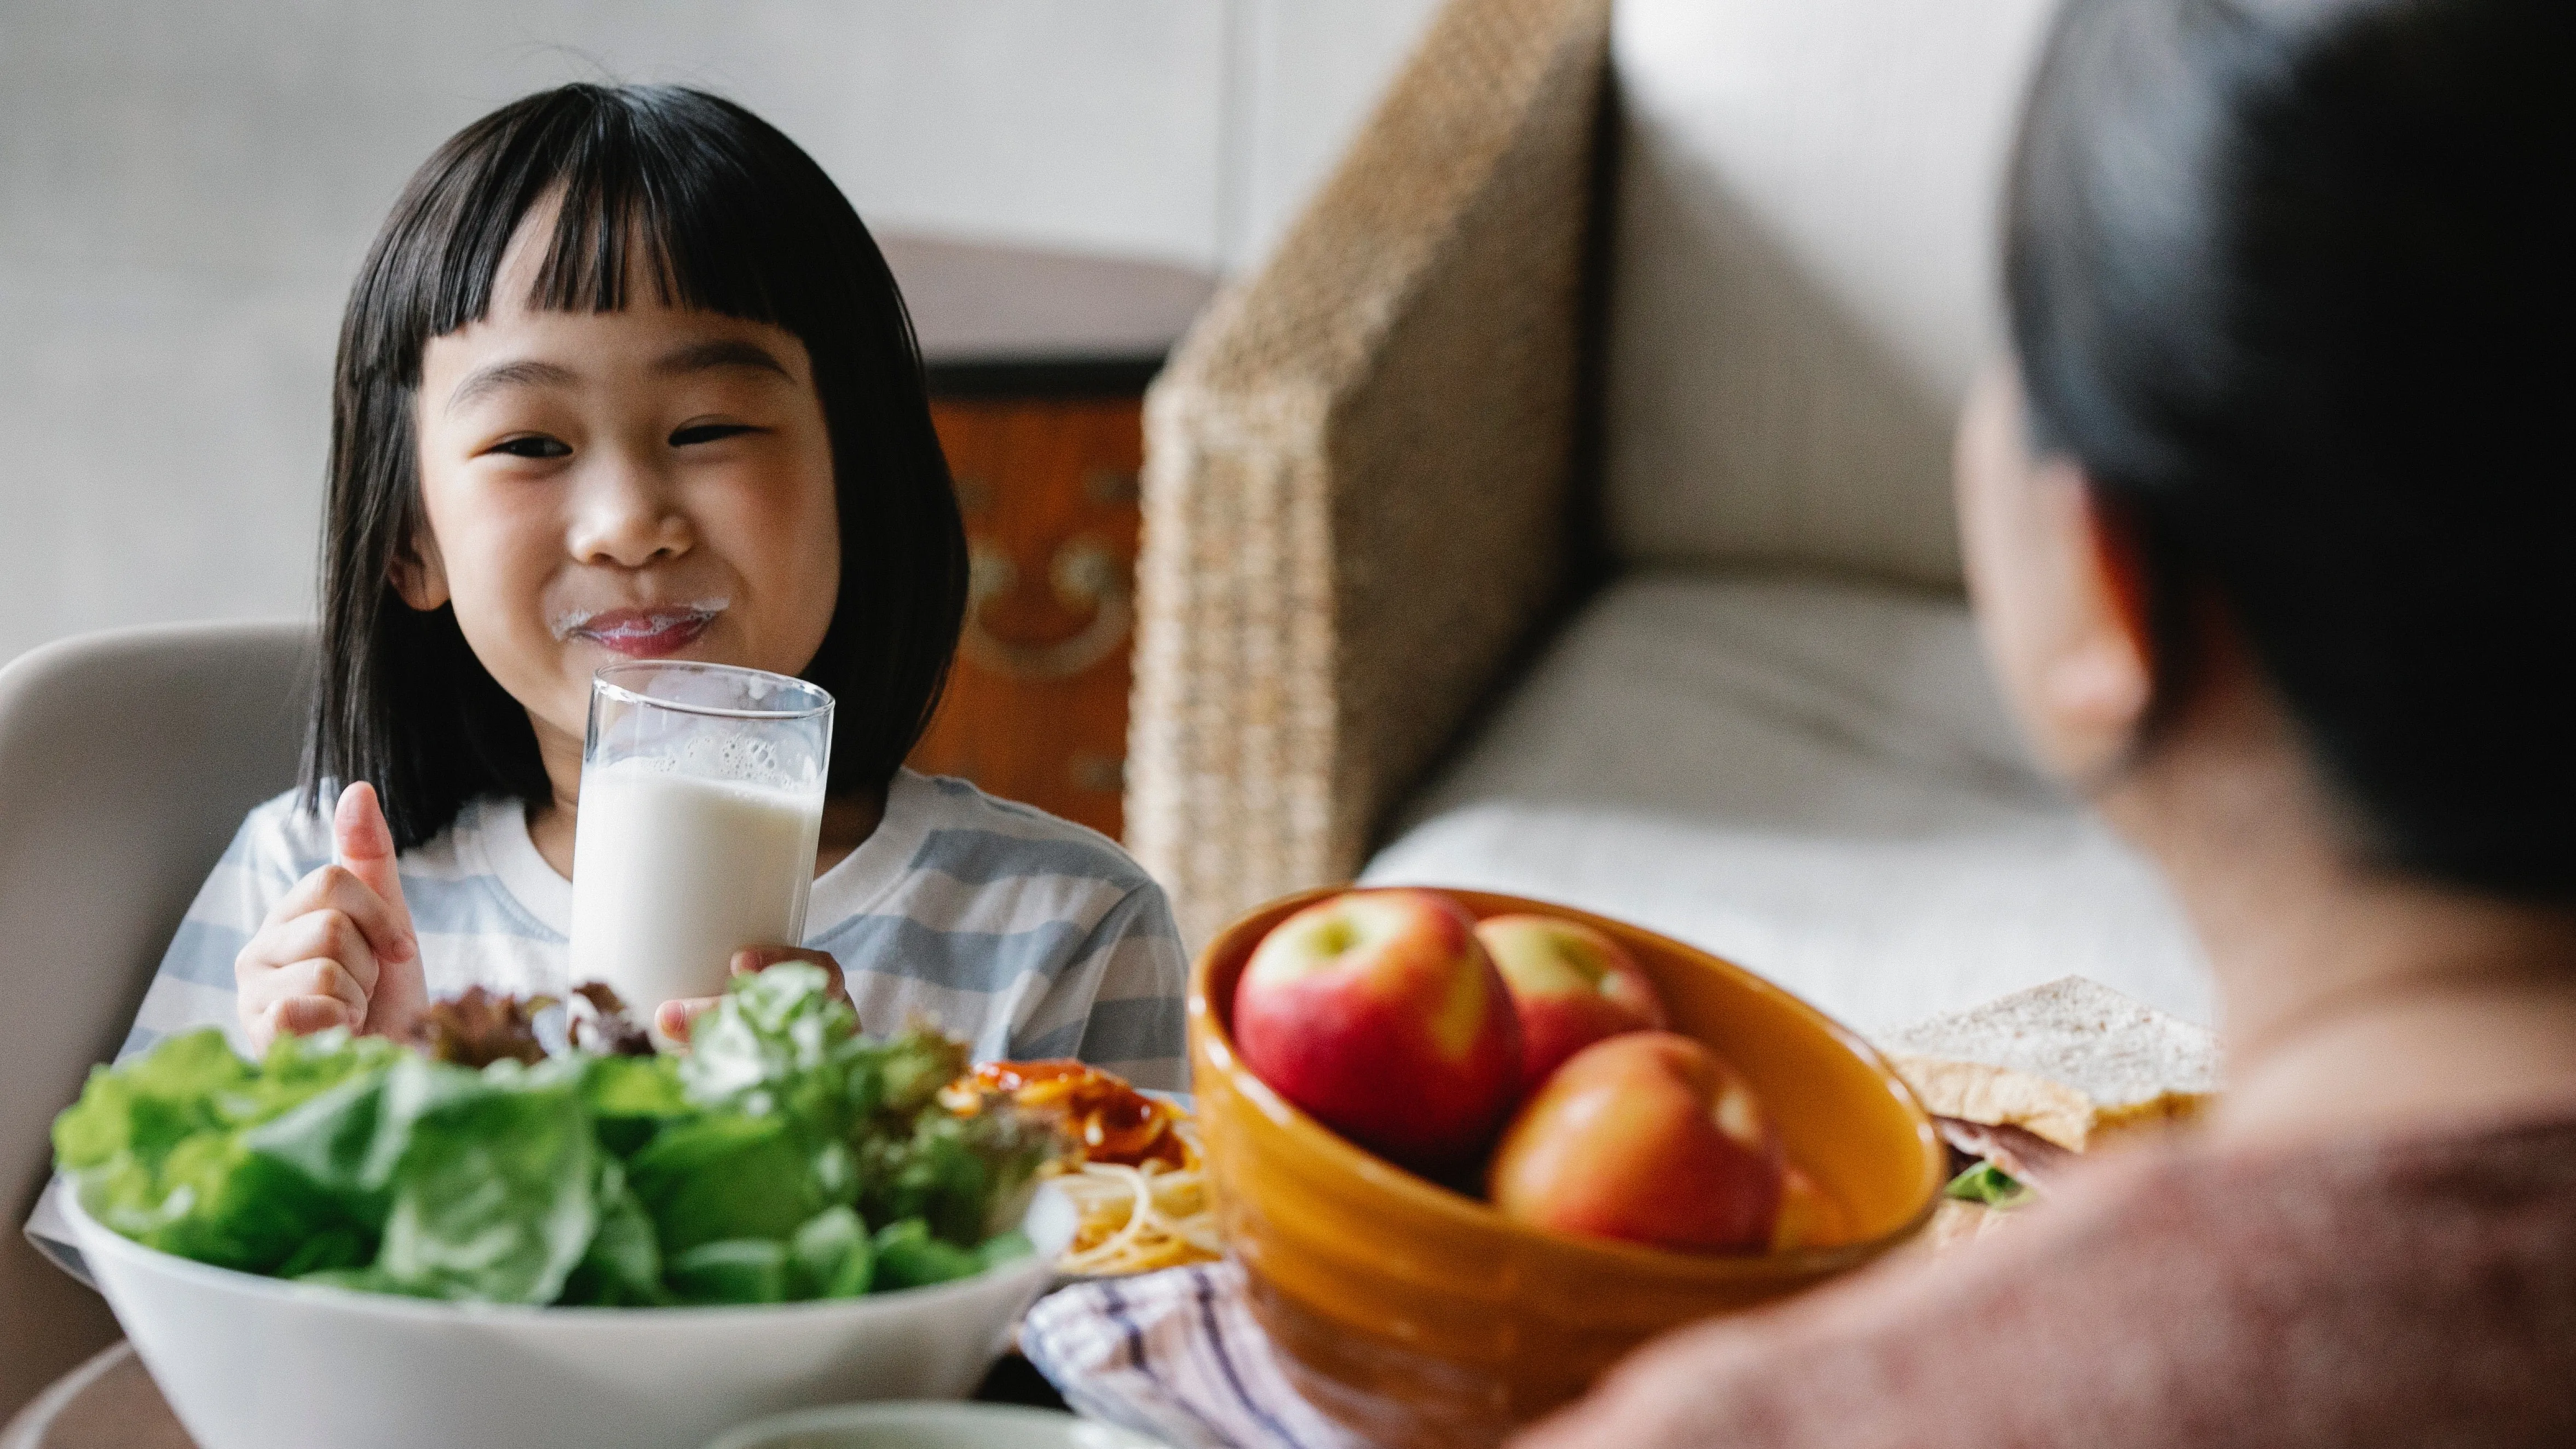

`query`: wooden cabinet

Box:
[880,235,1214,842]
[911,391,1144,838]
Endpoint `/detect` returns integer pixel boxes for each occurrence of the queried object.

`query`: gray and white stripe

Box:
[123,769,1190,1093]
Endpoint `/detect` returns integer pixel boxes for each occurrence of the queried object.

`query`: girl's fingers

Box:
[271,996,357,1037]
[655,996,722,1044]
[332,783,416,932]
[259,994,358,1045]
[269,865,413,967]
[660,950,850,1046]
[247,969,364,1050]
[359,963,429,1042]
[236,916,373,1004]
[268,957,373,1023]
[335,783,430,1040]
[261,909,380,997]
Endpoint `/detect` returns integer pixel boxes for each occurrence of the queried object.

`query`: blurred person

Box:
[1518,0,2576,1444]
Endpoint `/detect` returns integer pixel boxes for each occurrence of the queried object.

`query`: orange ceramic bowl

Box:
[1189,887,1943,1449]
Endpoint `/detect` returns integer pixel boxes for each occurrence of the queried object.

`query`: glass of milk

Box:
[568,661,834,1015]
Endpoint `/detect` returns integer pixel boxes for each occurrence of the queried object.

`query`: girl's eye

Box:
[671,422,758,447]
[489,435,570,460]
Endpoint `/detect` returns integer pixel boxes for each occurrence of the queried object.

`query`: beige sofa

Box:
[1125,0,2209,1031]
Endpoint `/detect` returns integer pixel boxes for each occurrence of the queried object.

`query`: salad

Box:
[51,965,1056,1307]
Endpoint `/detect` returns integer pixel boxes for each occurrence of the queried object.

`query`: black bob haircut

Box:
[306,83,968,850]
[2007,0,2576,899]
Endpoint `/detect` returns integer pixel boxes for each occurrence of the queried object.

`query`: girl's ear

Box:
[388,528,451,613]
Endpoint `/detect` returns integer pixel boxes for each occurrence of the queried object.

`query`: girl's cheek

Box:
[433,498,585,714]
[715,451,840,655]
[787,472,842,655]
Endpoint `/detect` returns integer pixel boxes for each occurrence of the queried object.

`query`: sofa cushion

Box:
[1362,573,2211,1032]
[1603,0,2059,587]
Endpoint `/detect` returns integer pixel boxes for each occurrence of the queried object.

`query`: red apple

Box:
[1476,913,1668,1089]
[1233,888,1523,1170]
[1487,1031,1784,1252]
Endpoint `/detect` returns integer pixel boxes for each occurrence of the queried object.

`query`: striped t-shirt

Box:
[122,768,1190,1092]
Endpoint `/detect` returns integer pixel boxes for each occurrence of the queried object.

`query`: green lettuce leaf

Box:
[52,1029,252,1173]
[678,963,867,1130]
[1944,1159,2031,1209]
[54,968,1041,1307]
[975,1229,1035,1272]
[788,1204,874,1300]
[667,1238,790,1304]
[97,1131,353,1273]
[371,1056,598,1304]
[848,1025,970,1126]
[558,1157,667,1307]
[869,1216,984,1291]
[858,1101,1051,1247]
[244,1029,407,1117]
[56,1029,391,1273]
[583,1052,690,1157]
[623,1111,850,1255]
[293,1264,439,1297]
[239,1068,397,1219]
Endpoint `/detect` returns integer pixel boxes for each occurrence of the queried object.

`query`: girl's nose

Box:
[566,449,693,568]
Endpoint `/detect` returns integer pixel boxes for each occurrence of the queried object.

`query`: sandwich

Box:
[1876,976,2221,1247]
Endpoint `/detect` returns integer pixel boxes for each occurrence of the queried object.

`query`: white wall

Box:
[0,0,1443,666]
[1229,0,1456,264]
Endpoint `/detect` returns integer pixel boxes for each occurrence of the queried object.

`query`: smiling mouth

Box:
[551,599,729,658]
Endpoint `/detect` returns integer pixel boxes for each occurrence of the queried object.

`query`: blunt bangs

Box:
[349,86,827,385]
[313,84,968,850]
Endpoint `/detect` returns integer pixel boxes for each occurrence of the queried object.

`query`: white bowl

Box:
[65,1184,1075,1449]
[702,1401,1169,1449]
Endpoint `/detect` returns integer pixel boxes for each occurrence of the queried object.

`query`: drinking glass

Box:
[567,661,834,1013]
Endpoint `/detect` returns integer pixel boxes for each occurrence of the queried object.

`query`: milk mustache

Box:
[567,662,834,1014]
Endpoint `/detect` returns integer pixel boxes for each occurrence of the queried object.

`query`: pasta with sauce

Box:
[941,1061,1224,1275]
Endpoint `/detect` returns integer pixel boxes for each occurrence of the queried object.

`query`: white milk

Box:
[567,760,825,1010]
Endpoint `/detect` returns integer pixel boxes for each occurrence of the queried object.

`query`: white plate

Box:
[703,1401,1170,1449]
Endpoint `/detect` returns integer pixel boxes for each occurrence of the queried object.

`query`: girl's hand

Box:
[234,782,429,1053]
[654,946,849,1045]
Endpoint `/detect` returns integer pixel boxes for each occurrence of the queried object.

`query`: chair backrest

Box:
[0,620,313,1418]
[1601,0,2060,588]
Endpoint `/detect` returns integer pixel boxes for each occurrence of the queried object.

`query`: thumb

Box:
[336,781,427,1036]
[333,782,415,930]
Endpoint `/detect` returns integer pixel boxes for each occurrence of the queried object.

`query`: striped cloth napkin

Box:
[1021,1261,1367,1449]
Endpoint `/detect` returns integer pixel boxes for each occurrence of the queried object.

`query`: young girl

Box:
[118,84,1188,1092]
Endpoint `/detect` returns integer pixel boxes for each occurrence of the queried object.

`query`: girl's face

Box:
[397,228,842,777]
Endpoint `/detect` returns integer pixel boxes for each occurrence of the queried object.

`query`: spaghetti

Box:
[942,1060,1224,1275]
[1052,1119,1223,1275]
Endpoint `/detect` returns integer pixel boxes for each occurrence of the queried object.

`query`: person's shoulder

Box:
[897,771,1158,898]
